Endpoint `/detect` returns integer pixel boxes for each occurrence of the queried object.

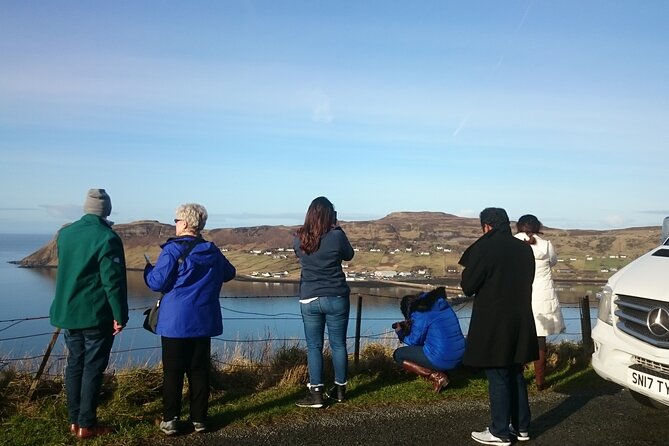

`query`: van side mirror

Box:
[662,217,669,244]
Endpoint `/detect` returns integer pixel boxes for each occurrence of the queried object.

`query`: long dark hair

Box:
[296,196,337,254]
[516,214,543,245]
[400,287,447,319]
[400,294,417,320]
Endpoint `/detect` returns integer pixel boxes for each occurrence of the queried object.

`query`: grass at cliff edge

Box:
[0,342,594,446]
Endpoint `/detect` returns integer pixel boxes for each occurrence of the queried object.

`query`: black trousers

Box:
[161,336,211,422]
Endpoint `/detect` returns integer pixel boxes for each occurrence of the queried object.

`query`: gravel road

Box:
[155,379,669,446]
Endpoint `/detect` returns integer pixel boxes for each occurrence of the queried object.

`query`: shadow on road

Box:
[531,368,622,438]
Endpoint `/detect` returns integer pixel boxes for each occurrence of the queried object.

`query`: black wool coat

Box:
[459,226,539,367]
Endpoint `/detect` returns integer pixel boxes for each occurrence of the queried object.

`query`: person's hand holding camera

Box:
[392,320,411,333]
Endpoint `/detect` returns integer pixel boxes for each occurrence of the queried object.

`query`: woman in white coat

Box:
[515,214,565,390]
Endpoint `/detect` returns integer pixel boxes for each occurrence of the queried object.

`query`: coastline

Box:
[233,274,433,289]
[6,262,607,288]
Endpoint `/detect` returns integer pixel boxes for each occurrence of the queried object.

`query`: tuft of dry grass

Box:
[547,341,591,370]
[358,343,399,374]
[113,368,163,406]
[264,345,309,387]
[0,369,65,422]
[208,340,310,393]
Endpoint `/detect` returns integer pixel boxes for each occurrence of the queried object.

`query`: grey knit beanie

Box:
[84,188,112,217]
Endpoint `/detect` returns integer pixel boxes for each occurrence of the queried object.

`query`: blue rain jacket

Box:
[399,295,466,370]
[144,236,236,338]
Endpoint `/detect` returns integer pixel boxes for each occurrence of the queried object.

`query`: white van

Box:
[592,217,669,408]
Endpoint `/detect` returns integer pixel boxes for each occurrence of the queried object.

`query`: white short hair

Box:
[175,203,208,232]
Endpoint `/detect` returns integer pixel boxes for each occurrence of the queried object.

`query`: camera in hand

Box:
[392,320,411,331]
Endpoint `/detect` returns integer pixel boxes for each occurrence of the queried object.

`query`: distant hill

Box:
[16,212,662,281]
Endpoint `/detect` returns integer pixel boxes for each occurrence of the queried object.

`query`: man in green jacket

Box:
[49,188,128,440]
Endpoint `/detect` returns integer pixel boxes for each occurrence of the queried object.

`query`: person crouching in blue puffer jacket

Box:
[392,286,466,393]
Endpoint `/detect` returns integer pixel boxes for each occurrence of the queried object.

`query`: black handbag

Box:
[142,237,205,334]
[142,298,162,334]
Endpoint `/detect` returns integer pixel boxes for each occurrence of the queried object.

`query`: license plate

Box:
[628,367,669,397]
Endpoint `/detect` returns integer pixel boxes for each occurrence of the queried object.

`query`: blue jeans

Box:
[393,346,441,371]
[64,326,115,428]
[485,365,531,440]
[300,296,350,385]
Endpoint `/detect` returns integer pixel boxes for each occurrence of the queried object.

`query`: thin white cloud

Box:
[310,90,334,123]
[40,204,82,220]
[0,207,38,211]
[453,112,472,137]
[214,212,305,221]
[340,212,386,221]
[457,209,479,219]
[603,215,625,227]
[492,55,504,73]
[517,1,533,32]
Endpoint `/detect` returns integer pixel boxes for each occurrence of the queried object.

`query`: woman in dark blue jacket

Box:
[393,287,465,392]
[294,196,354,408]
[144,203,235,435]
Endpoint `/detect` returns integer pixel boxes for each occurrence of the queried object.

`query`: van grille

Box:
[615,295,669,348]
[633,357,669,377]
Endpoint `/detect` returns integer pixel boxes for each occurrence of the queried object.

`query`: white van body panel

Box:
[607,248,669,300]
[592,234,669,407]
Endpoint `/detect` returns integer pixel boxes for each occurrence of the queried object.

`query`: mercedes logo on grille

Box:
[647,307,669,337]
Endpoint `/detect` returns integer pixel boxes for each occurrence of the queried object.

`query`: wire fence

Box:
[0,291,597,376]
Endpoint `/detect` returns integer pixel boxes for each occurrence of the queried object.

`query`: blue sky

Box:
[1,1,668,234]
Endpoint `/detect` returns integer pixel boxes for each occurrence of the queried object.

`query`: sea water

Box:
[0,234,600,371]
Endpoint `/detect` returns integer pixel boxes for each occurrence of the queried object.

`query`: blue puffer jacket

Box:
[144,236,236,338]
[399,293,466,370]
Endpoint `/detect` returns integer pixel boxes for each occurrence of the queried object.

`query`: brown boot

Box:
[77,424,114,439]
[402,360,449,393]
[534,347,547,390]
[69,424,79,435]
[429,371,450,393]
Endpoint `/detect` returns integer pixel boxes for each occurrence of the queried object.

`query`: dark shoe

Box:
[508,424,530,442]
[69,424,79,435]
[77,424,114,439]
[192,421,207,433]
[296,384,324,408]
[325,384,346,402]
[429,371,449,393]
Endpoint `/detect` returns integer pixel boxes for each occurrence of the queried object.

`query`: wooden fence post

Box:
[580,295,594,355]
[28,327,61,401]
[354,294,363,368]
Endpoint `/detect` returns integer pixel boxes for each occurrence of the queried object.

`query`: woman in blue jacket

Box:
[393,287,465,393]
[144,203,236,435]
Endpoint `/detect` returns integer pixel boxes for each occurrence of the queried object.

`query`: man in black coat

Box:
[459,207,538,445]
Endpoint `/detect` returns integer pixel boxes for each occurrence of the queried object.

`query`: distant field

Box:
[18,213,663,283]
[223,248,638,283]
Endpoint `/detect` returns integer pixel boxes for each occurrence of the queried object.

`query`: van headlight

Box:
[596,285,614,325]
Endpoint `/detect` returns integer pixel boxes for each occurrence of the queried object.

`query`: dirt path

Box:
[156,380,668,446]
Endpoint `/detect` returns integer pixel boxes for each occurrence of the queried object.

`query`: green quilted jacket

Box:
[49,214,129,329]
